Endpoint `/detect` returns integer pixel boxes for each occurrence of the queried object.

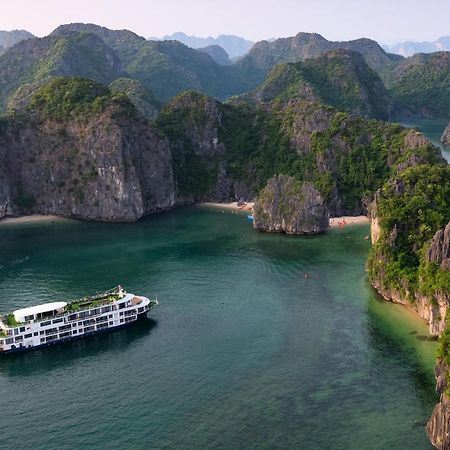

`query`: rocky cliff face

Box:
[426,223,450,449]
[0,78,175,221]
[155,91,239,203]
[0,157,12,218]
[442,123,450,145]
[428,363,450,449]
[368,174,450,449]
[369,201,449,336]
[253,175,329,234]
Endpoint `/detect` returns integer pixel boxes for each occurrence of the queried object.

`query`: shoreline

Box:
[329,216,370,227]
[0,214,67,225]
[200,203,370,227]
[199,202,255,212]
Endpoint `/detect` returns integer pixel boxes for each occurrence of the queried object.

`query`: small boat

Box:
[0,286,157,354]
[247,215,254,222]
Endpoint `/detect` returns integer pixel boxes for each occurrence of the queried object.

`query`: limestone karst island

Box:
[0,1,449,449]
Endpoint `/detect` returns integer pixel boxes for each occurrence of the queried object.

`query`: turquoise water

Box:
[0,208,437,449]
[399,117,450,163]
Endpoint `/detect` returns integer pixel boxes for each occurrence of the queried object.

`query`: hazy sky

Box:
[1,0,449,44]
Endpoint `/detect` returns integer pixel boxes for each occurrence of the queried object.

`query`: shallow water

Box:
[399,117,450,162]
[0,208,437,449]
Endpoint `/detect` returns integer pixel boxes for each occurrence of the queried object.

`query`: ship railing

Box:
[67,285,124,305]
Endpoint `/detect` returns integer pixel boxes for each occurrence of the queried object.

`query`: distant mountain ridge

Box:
[385,36,450,57]
[0,30,34,54]
[3,23,450,118]
[154,32,254,58]
[196,45,231,65]
[239,48,392,120]
[232,32,404,93]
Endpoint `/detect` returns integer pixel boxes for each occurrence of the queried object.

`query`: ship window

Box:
[109,322,113,326]
[41,321,51,327]
[40,331,45,336]
[53,318,63,324]
[15,336,23,342]
[5,338,13,344]
[24,333,32,339]
[73,330,77,334]
[19,327,25,332]
[24,315,34,322]
[34,332,38,336]
[40,338,46,344]
[68,314,77,321]
[78,322,83,326]
[119,312,124,316]
[102,306,112,313]
[119,303,125,309]
[60,331,71,338]
[13,329,19,335]
[45,328,58,336]
[120,319,124,323]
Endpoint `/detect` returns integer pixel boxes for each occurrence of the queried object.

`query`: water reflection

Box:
[0,318,158,377]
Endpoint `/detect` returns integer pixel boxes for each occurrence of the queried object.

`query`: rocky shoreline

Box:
[369,213,450,449]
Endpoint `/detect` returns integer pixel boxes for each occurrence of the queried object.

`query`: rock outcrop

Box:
[442,123,450,145]
[0,78,175,221]
[428,363,450,449]
[253,175,329,234]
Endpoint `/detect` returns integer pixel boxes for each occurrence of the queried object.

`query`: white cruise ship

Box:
[0,286,157,354]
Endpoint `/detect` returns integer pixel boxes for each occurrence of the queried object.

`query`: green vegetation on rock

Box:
[367,165,450,298]
[28,77,135,120]
[387,52,450,118]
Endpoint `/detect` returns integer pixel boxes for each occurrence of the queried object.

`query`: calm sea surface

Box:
[0,208,437,449]
[399,117,450,163]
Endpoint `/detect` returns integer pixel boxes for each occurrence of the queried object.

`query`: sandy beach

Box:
[200,202,255,212]
[329,216,370,227]
[0,214,67,225]
[200,203,369,227]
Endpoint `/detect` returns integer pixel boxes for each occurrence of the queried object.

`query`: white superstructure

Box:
[0,286,157,354]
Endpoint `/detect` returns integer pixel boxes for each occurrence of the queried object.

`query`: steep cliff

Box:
[253,175,329,234]
[155,91,231,203]
[367,166,450,332]
[442,123,450,145]
[427,362,450,450]
[0,77,175,221]
[426,224,450,449]
[366,165,450,449]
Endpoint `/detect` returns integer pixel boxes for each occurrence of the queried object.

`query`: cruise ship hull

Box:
[0,310,150,355]
[0,288,157,355]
